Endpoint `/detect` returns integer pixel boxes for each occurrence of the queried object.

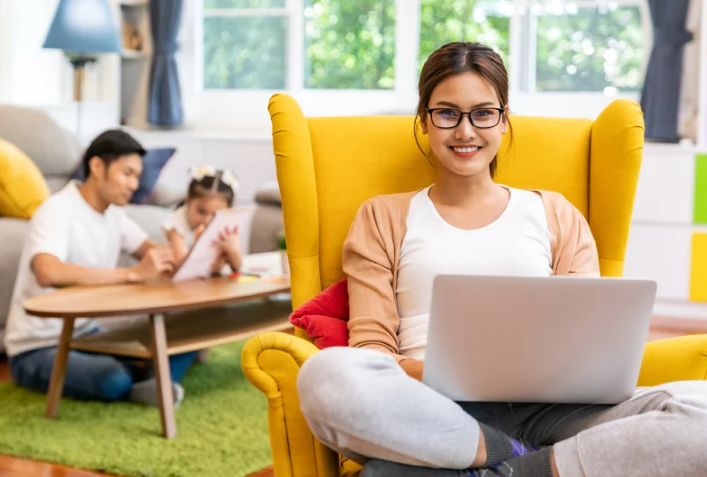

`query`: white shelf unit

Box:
[118,0,152,127]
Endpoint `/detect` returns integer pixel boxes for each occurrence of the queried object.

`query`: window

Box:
[535,4,643,93]
[192,0,647,128]
[304,0,396,89]
[203,0,289,89]
[419,0,511,71]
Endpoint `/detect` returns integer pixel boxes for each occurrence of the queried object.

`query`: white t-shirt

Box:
[396,186,553,360]
[161,206,195,247]
[4,181,149,357]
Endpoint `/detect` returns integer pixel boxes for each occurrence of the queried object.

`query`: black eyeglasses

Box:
[427,107,505,129]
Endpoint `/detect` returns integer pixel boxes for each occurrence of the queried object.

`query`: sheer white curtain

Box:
[678,0,702,141]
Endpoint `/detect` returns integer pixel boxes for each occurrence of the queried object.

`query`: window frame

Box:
[184,0,649,130]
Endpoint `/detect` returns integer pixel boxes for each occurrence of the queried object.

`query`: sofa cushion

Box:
[254,182,281,206]
[44,175,70,194]
[249,204,284,254]
[0,105,80,176]
[0,138,50,218]
[0,218,32,351]
[146,181,185,208]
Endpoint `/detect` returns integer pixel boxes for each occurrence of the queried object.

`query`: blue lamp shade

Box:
[43,0,121,55]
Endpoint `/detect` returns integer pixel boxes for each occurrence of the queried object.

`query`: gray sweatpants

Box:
[297,347,707,477]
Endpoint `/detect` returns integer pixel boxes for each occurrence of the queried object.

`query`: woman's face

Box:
[421,72,508,178]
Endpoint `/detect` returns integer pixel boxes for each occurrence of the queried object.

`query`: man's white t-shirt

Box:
[396,186,553,360]
[4,181,149,357]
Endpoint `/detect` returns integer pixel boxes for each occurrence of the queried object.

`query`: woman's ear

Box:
[502,106,510,134]
[420,116,428,135]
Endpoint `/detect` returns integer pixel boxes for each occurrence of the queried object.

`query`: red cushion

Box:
[289,278,350,348]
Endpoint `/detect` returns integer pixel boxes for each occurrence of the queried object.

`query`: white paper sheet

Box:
[172,207,254,282]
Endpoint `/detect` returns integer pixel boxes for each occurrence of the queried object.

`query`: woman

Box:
[297,42,707,477]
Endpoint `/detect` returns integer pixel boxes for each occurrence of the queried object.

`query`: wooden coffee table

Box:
[23,253,291,439]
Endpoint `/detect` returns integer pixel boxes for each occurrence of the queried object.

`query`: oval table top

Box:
[24,276,291,319]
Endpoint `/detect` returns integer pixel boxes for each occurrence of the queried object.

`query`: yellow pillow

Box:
[0,137,50,218]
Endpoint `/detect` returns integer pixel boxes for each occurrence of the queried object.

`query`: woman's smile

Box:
[449,145,482,158]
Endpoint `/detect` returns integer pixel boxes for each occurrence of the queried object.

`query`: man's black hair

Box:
[81,129,146,179]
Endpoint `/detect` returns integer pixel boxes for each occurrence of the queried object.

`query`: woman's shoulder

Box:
[522,189,580,215]
[525,189,589,236]
[356,190,420,217]
[347,190,421,243]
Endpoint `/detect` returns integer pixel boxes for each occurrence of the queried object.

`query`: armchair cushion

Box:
[289,278,349,348]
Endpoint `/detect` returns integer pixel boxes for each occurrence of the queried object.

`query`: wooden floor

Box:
[0,357,274,477]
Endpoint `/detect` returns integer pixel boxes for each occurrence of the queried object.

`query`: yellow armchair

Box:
[242,94,707,477]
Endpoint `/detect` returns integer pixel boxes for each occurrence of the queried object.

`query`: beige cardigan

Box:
[342,189,600,363]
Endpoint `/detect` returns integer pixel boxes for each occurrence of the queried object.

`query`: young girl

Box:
[296,43,707,477]
[163,166,242,274]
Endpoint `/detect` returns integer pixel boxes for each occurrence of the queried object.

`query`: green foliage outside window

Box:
[203,15,287,89]
[202,1,644,93]
[536,6,643,92]
[419,0,510,72]
[304,0,396,89]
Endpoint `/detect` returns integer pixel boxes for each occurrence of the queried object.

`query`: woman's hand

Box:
[399,358,424,381]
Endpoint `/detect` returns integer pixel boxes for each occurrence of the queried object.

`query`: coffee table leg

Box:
[45,317,75,418]
[150,313,176,438]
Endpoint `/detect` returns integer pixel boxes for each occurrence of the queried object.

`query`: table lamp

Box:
[43,0,121,104]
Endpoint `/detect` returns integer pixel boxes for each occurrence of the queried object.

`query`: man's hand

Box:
[129,246,176,282]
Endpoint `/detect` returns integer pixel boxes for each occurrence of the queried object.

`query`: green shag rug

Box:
[0,340,272,477]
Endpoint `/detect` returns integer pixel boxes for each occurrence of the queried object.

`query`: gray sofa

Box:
[0,105,283,353]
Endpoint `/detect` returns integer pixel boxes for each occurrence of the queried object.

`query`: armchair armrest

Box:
[638,335,707,387]
[242,332,339,477]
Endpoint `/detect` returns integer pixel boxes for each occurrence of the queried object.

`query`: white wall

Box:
[623,143,707,321]
[0,0,118,107]
[0,1,12,103]
[0,0,66,106]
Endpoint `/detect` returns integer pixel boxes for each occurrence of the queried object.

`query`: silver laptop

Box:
[422,275,657,404]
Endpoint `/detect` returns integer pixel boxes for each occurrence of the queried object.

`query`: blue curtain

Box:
[148,0,184,126]
[640,0,692,142]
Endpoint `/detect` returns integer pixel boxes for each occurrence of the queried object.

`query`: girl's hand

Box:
[209,253,228,275]
[213,226,240,255]
[193,224,207,243]
[167,229,189,264]
[212,226,242,271]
